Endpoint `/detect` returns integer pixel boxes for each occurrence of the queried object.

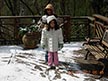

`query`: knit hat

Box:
[45,4,54,11]
[46,15,57,24]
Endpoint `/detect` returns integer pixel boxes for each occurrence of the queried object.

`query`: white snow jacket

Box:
[41,28,64,52]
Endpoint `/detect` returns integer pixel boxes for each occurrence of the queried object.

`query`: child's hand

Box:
[42,45,45,49]
[59,44,63,49]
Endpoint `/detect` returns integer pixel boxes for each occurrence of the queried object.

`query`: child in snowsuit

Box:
[38,3,57,63]
[41,15,63,69]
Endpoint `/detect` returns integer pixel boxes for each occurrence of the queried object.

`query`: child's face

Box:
[50,20,55,28]
[46,9,52,15]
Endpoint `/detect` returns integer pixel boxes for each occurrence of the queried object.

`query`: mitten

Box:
[59,43,63,49]
[42,45,45,49]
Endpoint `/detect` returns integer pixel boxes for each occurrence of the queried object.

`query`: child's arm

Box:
[58,28,64,49]
[41,29,47,49]
[58,28,64,44]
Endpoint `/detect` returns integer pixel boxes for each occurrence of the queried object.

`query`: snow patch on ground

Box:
[0,42,107,81]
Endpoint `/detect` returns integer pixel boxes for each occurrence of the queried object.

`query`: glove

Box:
[42,45,45,49]
[59,43,63,49]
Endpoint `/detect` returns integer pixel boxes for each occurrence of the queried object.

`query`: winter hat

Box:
[47,15,57,24]
[45,4,54,11]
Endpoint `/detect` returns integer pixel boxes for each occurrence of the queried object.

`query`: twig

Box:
[7,53,13,64]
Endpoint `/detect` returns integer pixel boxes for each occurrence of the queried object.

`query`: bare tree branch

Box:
[44,0,52,8]
[34,0,41,15]
[4,0,15,15]
[60,0,65,15]
[20,0,35,16]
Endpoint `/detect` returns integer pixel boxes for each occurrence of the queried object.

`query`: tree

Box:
[90,0,108,16]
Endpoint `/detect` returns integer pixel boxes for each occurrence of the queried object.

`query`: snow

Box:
[0,42,107,81]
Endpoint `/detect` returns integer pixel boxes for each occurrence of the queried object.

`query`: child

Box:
[38,3,57,63]
[41,15,63,69]
[38,3,57,29]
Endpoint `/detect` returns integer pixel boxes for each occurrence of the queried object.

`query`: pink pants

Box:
[48,52,59,66]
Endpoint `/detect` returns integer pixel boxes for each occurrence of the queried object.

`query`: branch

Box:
[20,0,35,16]
[34,0,41,15]
[44,0,52,8]
[60,0,65,15]
[4,0,15,15]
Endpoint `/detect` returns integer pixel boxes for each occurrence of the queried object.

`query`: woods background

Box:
[0,0,108,16]
[0,0,108,43]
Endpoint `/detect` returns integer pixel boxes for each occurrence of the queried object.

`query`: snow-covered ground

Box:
[0,42,108,81]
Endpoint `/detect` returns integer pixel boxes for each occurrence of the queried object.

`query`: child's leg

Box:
[53,52,59,66]
[45,51,48,62]
[48,52,53,66]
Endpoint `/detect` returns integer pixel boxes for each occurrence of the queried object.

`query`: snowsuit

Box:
[38,4,57,63]
[41,16,63,66]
